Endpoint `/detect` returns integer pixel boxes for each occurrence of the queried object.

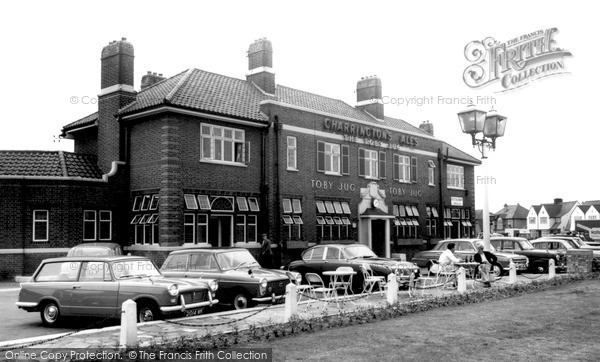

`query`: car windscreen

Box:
[216,250,259,270]
[344,245,377,259]
[112,260,161,279]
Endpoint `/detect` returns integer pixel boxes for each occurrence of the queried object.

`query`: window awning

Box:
[342,217,351,225]
[283,215,294,224]
[198,195,211,210]
[341,202,351,214]
[292,216,304,225]
[316,216,326,225]
[316,200,326,213]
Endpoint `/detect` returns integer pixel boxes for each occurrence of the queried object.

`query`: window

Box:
[393,154,410,182]
[283,198,303,241]
[316,200,351,242]
[428,160,435,186]
[132,196,142,211]
[197,195,211,210]
[359,148,378,179]
[201,124,247,164]
[83,210,97,241]
[131,194,159,244]
[317,141,341,174]
[247,197,260,211]
[529,217,536,224]
[197,214,208,244]
[379,151,387,179]
[185,194,198,210]
[341,145,349,175]
[149,195,159,210]
[540,217,548,224]
[234,215,258,243]
[287,136,297,170]
[141,195,151,211]
[99,211,112,240]
[236,197,249,212]
[184,214,195,244]
[33,210,49,242]
[447,165,465,189]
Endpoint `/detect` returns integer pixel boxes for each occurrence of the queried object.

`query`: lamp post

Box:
[457,104,507,251]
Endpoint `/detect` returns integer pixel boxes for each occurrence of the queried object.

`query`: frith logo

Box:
[463,28,572,92]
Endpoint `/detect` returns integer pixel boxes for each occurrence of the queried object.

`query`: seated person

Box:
[473,241,498,288]
[438,242,461,271]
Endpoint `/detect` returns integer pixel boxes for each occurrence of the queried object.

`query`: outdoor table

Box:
[455,262,480,279]
[323,270,357,301]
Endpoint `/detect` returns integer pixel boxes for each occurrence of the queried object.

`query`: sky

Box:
[0,0,597,214]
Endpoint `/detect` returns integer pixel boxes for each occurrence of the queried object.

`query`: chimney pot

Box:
[122,37,127,41]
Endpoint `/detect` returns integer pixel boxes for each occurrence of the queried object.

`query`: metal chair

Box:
[305,272,338,310]
[360,263,385,295]
[286,272,313,302]
[433,260,457,289]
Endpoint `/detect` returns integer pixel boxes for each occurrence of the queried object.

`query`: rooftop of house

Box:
[0,151,103,179]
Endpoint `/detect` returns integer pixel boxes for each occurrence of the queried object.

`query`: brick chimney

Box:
[419,120,434,136]
[554,198,563,205]
[356,76,384,120]
[141,71,166,90]
[98,37,136,173]
[246,38,275,94]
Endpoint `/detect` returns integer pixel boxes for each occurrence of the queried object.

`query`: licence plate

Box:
[184,309,203,317]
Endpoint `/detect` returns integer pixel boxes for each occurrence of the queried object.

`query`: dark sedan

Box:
[160,248,299,310]
[490,237,566,273]
[285,244,420,294]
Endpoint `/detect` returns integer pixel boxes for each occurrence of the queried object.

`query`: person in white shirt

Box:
[438,242,461,270]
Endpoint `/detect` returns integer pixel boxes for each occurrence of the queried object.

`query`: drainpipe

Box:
[437,147,447,243]
[273,115,283,265]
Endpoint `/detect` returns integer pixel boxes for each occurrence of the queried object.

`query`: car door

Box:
[70,261,119,316]
[32,261,82,315]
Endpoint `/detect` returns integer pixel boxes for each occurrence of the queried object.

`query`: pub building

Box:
[0,37,479,276]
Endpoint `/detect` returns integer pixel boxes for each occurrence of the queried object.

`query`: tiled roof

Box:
[62,112,98,134]
[494,204,529,220]
[532,205,542,213]
[66,68,479,164]
[578,205,591,213]
[540,201,578,218]
[0,151,103,179]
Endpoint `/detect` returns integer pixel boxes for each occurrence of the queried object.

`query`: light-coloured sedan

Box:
[16,256,219,326]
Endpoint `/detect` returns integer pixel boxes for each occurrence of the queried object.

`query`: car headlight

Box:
[209,280,218,292]
[168,284,179,296]
[259,278,268,296]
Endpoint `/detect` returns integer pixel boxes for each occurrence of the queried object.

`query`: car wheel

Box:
[40,301,61,327]
[232,292,252,310]
[490,263,503,278]
[137,302,160,323]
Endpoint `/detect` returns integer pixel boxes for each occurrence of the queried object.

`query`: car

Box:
[489,237,566,273]
[531,238,600,268]
[16,256,219,327]
[543,236,600,250]
[66,242,124,257]
[411,239,529,277]
[160,248,299,310]
[284,244,421,294]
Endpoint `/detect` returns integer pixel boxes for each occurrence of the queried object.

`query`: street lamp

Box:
[457,104,507,251]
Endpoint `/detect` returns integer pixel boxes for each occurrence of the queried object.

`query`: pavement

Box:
[0,272,555,351]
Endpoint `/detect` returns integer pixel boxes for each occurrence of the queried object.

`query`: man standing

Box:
[259,233,274,268]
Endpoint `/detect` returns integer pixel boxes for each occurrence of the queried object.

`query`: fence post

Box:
[386,273,398,305]
[284,283,297,322]
[548,259,556,280]
[509,259,517,284]
[119,299,137,348]
[457,267,466,293]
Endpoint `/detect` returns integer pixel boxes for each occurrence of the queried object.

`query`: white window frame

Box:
[197,214,209,244]
[447,165,465,189]
[184,213,196,244]
[287,136,297,171]
[201,123,246,165]
[33,210,49,242]
[99,210,112,241]
[394,154,411,183]
[83,210,97,241]
[428,166,435,186]
[363,149,378,179]
[324,142,341,175]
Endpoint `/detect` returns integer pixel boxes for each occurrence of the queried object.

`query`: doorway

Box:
[209,215,232,247]
[371,220,386,256]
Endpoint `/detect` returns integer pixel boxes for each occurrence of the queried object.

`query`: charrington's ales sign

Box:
[463,28,572,92]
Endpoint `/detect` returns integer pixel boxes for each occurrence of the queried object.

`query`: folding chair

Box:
[305,272,338,310]
[329,266,355,298]
[433,261,457,289]
[360,263,385,296]
[286,272,313,302]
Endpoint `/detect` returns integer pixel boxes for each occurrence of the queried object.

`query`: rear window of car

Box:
[35,261,80,282]
[163,254,188,271]
[309,247,325,261]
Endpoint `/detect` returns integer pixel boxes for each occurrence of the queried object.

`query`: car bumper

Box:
[16,301,38,311]
[252,294,284,303]
[160,294,219,313]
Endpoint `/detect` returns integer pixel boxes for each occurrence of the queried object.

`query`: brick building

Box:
[0,37,480,276]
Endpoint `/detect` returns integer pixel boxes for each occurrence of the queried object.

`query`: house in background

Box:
[571,203,600,240]
[527,198,579,238]
[493,203,529,237]
[475,209,497,237]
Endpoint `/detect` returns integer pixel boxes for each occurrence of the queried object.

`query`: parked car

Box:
[160,248,299,310]
[284,244,420,294]
[67,242,124,257]
[16,256,219,326]
[543,236,600,250]
[531,238,600,268]
[411,239,529,277]
[489,237,566,273]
